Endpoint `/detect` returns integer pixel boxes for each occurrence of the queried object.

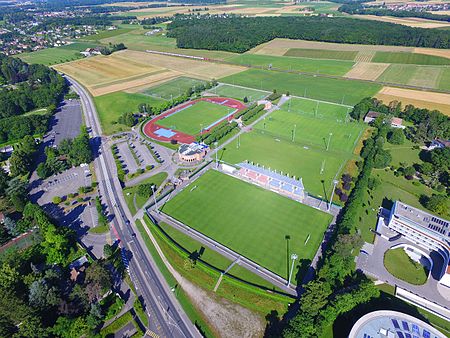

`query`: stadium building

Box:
[178,142,209,163]
[349,310,446,338]
[381,201,450,287]
[237,162,305,201]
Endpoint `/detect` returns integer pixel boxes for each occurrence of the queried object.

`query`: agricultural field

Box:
[142,77,206,100]
[157,100,232,135]
[376,64,450,90]
[161,170,332,279]
[225,53,354,76]
[258,99,365,154]
[375,87,450,116]
[94,91,164,134]
[206,83,269,102]
[372,51,450,65]
[82,27,135,41]
[17,42,98,65]
[220,69,381,105]
[284,48,358,61]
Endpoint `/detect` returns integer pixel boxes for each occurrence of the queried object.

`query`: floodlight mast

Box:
[328,180,339,212]
[151,184,158,212]
[287,253,298,287]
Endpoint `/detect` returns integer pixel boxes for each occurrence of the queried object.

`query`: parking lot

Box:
[46,99,83,147]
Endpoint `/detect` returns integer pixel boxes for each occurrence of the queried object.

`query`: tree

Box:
[137,183,154,198]
[103,244,114,258]
[387,128,405,145]
[373,149,392,169]
[424,194,449,216]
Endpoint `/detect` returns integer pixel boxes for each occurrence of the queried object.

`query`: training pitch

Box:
[162,170,332,279]
[156,100,234,135]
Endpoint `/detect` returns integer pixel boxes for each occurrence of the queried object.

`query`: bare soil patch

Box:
[345,62,390,81]
[249,38,414,56]
[376,87,450,116]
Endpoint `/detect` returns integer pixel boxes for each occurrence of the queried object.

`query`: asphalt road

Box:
[66,75,200,338]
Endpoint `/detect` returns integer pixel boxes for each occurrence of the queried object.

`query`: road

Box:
[66,75,200,338]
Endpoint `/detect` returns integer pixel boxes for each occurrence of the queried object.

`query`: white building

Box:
[384,201,450,287]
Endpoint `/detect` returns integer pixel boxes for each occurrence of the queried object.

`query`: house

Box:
[428,139,450,151]
[364,111,405,129]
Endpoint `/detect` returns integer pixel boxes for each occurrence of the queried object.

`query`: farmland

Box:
[220,69,381,105]
[94,91,164,135]
[376,64,450,90]
[161,170,332,279]
[372,51,450,65]
[157,100,232,135]
[225,53,355,76]
[284,48,358,61]
[18,42,98,65]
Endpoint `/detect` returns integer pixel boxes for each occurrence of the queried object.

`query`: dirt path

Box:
[141,218,265,338]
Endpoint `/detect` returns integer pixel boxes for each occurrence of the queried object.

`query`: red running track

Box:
[143,97,246,144]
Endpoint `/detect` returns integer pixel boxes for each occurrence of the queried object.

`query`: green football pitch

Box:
[142,76,206,101]
[162,170,332,280]
[256,98,366,154]
[156,100,232,135]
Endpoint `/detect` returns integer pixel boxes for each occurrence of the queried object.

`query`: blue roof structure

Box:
[238,162,304,191]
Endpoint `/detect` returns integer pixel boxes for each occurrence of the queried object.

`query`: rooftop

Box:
[392,201,450,239]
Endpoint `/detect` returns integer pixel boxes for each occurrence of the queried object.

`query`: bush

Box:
[52,196,62,204]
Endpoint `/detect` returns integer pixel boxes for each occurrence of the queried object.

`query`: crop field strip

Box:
[219,68,381,105]
[376,64,450,90]
[162,170,332,279]
[156,100,233,135]
[225,53,354,76]
[283,48,358,61]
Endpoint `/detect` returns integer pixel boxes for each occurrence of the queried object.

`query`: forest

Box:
[0,54,67,143]
[167,15,450,53]
[339,4,450,22]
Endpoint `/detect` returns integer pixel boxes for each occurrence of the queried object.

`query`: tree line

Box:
[167,15,450,53]
[339,4,450,22]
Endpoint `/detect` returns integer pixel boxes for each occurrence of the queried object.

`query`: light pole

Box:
[292,124,296,142]
[328,180,339,212]
[214,141,218,168]
[287,253,298,287]
[151,184,158,212]
[326,132,333,151]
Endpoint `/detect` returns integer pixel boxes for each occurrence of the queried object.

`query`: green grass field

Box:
[123,172,168,215]
[384,248,428,285]
[17,42,98,65]
[209,84,269,102]
[142,76,206,100]
[372,51,450,66]
[377,64,450,90]
[94,91,164,135]
[82,28,135,41]
[257,107,365,154]
[162,170,332,279]
[284,48,357,61]
[220,69,381,105]
[222,131,345,197]
[226,54,354,76]
[156,100,232,135]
